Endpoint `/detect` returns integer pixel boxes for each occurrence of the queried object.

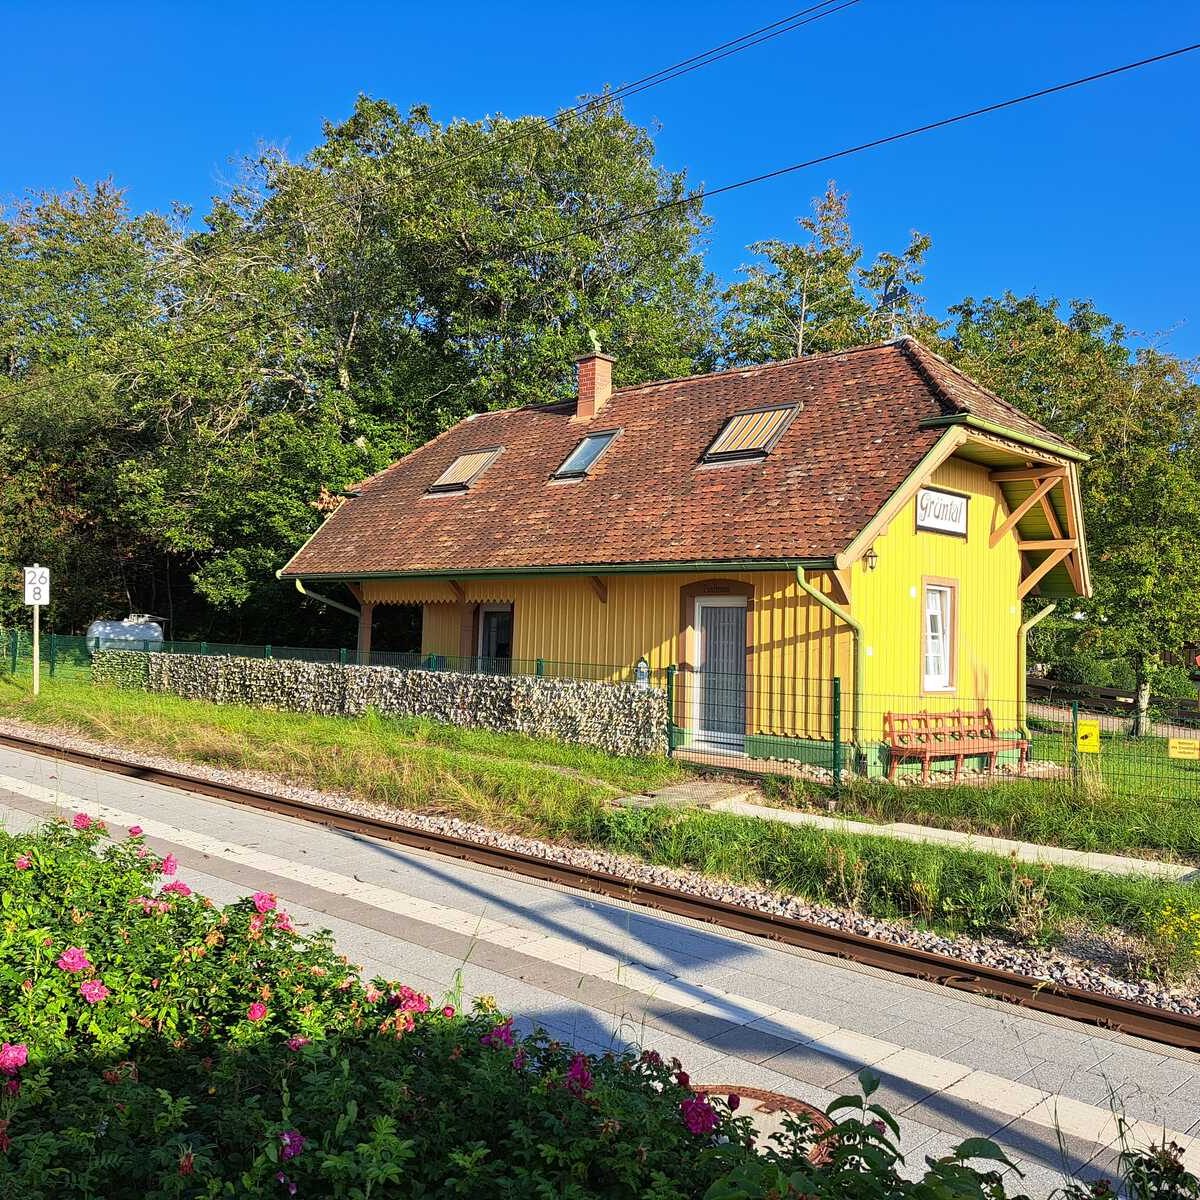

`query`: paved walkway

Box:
[0,743,1197,1198]
[705,797,1198,881]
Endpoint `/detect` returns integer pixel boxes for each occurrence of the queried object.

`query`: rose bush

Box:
[0,819,1192,1198]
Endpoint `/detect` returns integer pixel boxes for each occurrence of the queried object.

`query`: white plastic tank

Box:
[86,615,164,653]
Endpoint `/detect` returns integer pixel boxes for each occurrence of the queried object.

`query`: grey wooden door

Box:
[696,601,746,747]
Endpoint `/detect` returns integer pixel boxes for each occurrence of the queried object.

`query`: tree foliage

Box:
[1,99,1197,693]
[946,294,1200,720]
[0,97,716,638]
[720,183,936,363]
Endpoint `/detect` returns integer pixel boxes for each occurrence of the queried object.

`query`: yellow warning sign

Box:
[1075,719,1101,754]
[1167,738,1200,760]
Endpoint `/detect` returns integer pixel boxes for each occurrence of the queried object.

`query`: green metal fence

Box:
[4,629,1199,810]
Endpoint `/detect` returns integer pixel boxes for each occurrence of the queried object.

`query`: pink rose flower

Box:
[14,854,31,871]
[56,947,92,973]
[247,1002,268,1022]
[72,812,92,831]
[252,891,276,913]
[0,1043,28,1075]
[441,1005,455,1019]
[680,1095,719,1135]
[161,881,192,897]
[388,985,430,1014]
[4,1078,18,1097]
[286,1035,311,1051]
[127,825,143,837]
[728,1093,740,1111]
[480,1017,515,1049]
[279,1129,305,1161]
[565,1053,594,1096]
[275,1172,297,1197]
[80,979,109,1004]
[160,853,178,876]
[273,911,295,934]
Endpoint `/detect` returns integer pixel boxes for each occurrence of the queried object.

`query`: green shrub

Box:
[1,821,1194,1198]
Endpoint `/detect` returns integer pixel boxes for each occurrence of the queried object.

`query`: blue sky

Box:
[3,0,1197,355]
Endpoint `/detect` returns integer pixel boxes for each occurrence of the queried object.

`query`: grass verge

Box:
[0,676,1196,976]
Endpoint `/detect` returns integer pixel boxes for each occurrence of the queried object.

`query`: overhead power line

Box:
[1,40,1195,408]
[517,41,1200,253]
[294,0,860,208]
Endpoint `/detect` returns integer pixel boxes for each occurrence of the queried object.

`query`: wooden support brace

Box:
[347,583,364,603]
[1018,547,1072,599]
[356,600,375,664]
[447,580,466,602]
[1036,493,1082,592]
[589,576,608,603]
[989,465,1067,482]
[1016,538,1077,551]
[829,569,852,607]
[989,474,1062,548]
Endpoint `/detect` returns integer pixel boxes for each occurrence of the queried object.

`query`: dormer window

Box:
[702,404,798,464]
[554,429,620,479]
[427,447,503,493]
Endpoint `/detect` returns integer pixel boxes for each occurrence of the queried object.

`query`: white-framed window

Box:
[554,429,620,478]
[922,584,954,691]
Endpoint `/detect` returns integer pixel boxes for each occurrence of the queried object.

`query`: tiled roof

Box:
[901,339,1076,450]
[281,338,1076,578]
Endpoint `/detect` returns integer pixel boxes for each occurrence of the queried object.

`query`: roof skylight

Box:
[554,430,619,479]
[427,447,503,493]
[702,404,797,463]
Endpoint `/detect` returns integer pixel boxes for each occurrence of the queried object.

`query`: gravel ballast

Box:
[0,714,1195,1018]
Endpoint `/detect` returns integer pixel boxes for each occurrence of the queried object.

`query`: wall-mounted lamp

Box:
[864,546,879,571]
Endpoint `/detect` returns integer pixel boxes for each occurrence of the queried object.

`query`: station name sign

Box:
[915,487,968,536]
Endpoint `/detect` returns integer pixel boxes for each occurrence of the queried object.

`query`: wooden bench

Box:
[883,709,1029,782]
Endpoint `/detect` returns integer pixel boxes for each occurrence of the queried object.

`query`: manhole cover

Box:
[694,1084,835,1164]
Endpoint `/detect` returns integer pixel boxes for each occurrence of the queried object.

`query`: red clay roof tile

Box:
[281,339,1074,578]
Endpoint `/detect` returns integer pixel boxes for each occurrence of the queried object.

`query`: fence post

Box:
[49,634,57,678]
[1070,700,1081,789]
[536,658,545,678]
[264,645,272,659]
[832,676,843,801]
[665,665,676,755]
[200,641,208,656]
[8,629,16,674]
[339,648,348,666]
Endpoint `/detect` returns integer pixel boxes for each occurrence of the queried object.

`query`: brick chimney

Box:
[573,351,615,420]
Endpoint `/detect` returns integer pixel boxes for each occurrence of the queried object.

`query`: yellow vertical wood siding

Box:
[851,456,1023,734]
[369,570,850,738]
[420,603,462,658]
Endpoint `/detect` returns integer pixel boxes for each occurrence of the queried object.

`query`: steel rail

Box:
[2,727,1197,1053]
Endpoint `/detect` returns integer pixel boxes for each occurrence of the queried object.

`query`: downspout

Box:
[276,571,360,619]
[1017,602,1057,732]
[795,566,863,748]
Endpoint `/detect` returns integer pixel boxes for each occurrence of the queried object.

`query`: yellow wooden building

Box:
[280,339,1089,772]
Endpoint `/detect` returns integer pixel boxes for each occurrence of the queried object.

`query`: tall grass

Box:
[588,806,1190,945]
[0,678,680,830]
[766,766,1200,864]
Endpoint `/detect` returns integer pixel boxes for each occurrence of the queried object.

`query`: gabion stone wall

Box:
[90,650,668,757]
[91,650,150,690]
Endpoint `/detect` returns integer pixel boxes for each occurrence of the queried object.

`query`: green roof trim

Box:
[281,558,835,583]
[918,414,1090,463]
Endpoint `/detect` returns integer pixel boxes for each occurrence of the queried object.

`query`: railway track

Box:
[2,727,1198,1054]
